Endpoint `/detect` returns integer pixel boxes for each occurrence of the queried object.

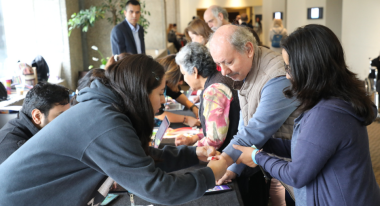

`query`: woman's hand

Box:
[207,155,228,180]
[233,144,258,168]
[175,134,197,146]
[193,95,200,103]
[196,146,220,162]
[185,116,201,127]
[192,106,199,119]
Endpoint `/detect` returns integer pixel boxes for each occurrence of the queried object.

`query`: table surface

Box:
[108,110,244,206]
[109,164,243,206]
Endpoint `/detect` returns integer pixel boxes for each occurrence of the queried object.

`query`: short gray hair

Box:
[211,6,228,20]
[175,42,216,77]
[210,26,257,53]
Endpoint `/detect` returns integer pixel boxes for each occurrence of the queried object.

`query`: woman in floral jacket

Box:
[174,42,240,151]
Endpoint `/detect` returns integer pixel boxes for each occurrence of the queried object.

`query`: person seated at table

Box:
[0,82,70,164]
[232,24,380,206]
[0,54,228,206]
[174,42,240,151]
[185,19,213,48]
[155,54,200,127]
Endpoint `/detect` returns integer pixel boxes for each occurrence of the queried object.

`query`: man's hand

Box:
[207,156,228,180]
[216,170,237,185]
[233,144,258,168]
[196,146,220,162]
[175,134,197,146]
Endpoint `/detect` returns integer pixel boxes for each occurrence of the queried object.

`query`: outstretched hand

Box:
[196,146,220,162]
[233,144,258,168]
[207,155,228,180]
[216,170,236,185]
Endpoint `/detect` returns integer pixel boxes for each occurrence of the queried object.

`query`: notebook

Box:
[153,116,170,148]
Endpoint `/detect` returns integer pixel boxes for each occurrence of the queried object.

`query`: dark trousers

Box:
[237,169,270,206]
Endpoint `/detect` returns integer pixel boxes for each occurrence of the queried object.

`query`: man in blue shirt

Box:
[209,25,300,205]
[110,0,145,55]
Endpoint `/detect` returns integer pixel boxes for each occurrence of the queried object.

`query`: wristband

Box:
[251,148,259,164]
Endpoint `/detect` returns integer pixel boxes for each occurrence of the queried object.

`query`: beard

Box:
[211,19,223,31]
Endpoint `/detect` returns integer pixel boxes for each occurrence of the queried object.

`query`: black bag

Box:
[0,82,8,101]
[31,55,50,82]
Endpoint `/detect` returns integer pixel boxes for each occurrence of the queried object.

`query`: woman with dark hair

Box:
[155,54,200,126]
[0,54,228,205]
[174,42,240,152]
[232,24,380,205]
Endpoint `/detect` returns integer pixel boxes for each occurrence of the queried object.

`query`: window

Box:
[0,0,66,80]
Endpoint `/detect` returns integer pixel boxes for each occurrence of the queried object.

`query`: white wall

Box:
[262,0,286,46]
[145,0,167,50]
[178,0,262,33]
[287,0,325,34]
[325,0,342,41]
[341,0,380,80]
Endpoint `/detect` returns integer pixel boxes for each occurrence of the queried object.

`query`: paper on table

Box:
[163,127,201,139]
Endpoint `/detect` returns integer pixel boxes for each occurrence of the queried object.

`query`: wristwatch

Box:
[189,104,198,111]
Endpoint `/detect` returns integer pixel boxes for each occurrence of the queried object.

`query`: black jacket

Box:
[110,20,145,55]
[241,22,254,29]
[0,112,39,164]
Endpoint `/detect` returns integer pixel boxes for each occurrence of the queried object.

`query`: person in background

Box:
[232,14,241,25]
[0,82,70,164]
[254,17,262,36]
[269,19,288,54]
[233,24,380,206]
[245,27,268,49]
[167,23,182,52]
[203,5,230,31]
[185,19,213,48]
[0,54,228,206]
[209,25,300,206]
[174,42,240,152]
[155,54,200,127]
[240,13,253,29]
[110,0,145,55]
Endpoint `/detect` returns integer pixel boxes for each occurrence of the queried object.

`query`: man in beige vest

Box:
[209,25,300,205]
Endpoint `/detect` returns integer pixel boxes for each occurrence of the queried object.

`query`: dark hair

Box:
[21,82,69,118]
[158,54,182,92]
[241,13,248,22]
[71,69,106,106]
[125,0,140,9]
[282,24,375,125]
[106,54,165,155]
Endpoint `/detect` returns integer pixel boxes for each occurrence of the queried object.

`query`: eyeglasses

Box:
[284,62,291,75]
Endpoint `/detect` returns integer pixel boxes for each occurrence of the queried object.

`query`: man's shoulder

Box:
[0,120,30,146]
[112,21,128,32]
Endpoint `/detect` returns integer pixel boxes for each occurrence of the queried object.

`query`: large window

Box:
[0,0,66,80]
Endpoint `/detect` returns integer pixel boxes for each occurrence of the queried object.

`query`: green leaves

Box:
[68,6,105,36]
[137,1,151,35]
